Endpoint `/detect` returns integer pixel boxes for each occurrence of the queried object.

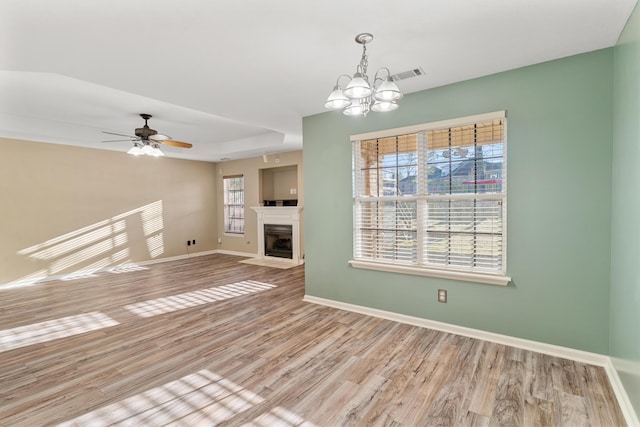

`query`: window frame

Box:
[223,175,245,235]
[349,111,511,286]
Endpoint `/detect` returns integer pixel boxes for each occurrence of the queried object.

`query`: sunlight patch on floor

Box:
[124,280,277,317]
[248,406,319,426]
[0,312,119,352]
[59,369,316,427]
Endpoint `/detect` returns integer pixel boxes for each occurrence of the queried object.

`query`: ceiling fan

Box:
[102,114,192,156]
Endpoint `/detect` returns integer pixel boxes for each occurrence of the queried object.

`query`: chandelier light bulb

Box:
[324,85,352,109]
[374,77,403,102]
[344,74,372,99]
[371,100,399,112]
[343,104,365,116]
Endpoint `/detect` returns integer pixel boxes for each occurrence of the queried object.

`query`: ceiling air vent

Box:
[391,67,425,82]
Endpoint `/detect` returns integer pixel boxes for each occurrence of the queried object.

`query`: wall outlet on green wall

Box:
[438,289,447,303]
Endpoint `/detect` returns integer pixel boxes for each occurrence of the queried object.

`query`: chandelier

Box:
[324,33,402,117]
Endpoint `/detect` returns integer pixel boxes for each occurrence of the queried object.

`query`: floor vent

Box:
[391,67,425,81]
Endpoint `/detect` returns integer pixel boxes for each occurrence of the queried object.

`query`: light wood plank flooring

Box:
[0,254,626,426]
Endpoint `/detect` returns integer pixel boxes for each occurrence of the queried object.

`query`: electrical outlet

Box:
[438,289,447,303]
[217,237,222,244]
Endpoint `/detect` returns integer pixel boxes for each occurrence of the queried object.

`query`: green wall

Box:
[303,49,613,354]
[612,3,640,415]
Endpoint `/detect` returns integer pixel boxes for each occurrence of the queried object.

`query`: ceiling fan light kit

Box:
[102,114,192,157]
[127,141,164,157]
[324,33,403,117]
[127,144,143,156]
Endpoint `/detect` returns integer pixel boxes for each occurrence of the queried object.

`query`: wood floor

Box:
[0,254,626,426]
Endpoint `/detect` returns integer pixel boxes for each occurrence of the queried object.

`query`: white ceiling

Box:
[0,0,636,162]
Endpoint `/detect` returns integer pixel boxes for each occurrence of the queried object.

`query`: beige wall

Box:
[215,151,303,256]
[0,137,217,284]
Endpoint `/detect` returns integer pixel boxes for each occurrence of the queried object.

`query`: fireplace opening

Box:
[264,224,293,259]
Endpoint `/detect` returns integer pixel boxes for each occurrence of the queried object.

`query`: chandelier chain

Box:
[359,44,368,76]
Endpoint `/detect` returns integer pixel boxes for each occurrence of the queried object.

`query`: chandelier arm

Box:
[335,74,353,89]
[373,67,392,84]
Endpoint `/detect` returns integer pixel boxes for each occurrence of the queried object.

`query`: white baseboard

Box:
[214,249,257,258]
[302,295,608,365]
[138,250,218,266]
[606,358,640,427]
[0,249,219,290]
[302,294,639,426]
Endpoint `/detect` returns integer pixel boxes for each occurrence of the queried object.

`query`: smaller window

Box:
[223,175,244,234]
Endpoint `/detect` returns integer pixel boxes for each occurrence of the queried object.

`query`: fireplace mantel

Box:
[251,206,304,265]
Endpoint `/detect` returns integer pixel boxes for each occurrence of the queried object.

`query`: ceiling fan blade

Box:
[160,139,193,149]
[102,131,136,138]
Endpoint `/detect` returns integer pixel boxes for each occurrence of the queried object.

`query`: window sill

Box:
[348,260,511,286]
[224,233,245,238]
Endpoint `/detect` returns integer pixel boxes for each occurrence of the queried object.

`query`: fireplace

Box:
[251,206,304,265]
[264,224,293,259]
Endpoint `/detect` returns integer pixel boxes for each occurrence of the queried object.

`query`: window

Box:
[350,111,509,285]
[223,175,244,234]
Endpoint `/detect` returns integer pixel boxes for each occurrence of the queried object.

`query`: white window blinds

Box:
[352,112,506,277]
